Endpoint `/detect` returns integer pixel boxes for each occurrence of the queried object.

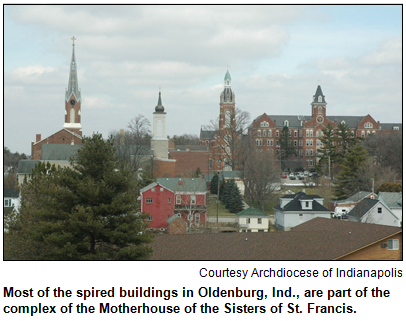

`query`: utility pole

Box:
[217,171,220,229]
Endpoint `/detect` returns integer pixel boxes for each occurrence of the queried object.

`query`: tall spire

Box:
[66,36,81,102]
[312,85,326,104]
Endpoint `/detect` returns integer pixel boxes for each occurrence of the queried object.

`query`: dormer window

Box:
[260,121,269,127]
[341,120,345,125]
[284,120,289,127]
[318,95,322,102]
[394,126,399,130]
[364,122,373,128]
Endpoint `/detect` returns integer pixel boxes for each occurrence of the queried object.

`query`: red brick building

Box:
[31,37,82,160]
[201,71,402,171]
[140,177,207,231]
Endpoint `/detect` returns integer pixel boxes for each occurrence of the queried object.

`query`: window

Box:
[160,188,163,192]
[146,215,153,221]
[258,218,262,224]
[209,159,213,169]
[306,140,313,146]
[393,126,399,130]
[388,239,399,250]
[151,188,155,192]
[294,140,297,146]
[378,207,382,214]
[316,130,323,137]
[294,130,297,137]
[263,130,267,137]
[318,95,322,102]
[284,120,289,127]
[195,213,200,224]
[309,130,313,137]
[205,140,209,146]
[267,139,272,146]
[246,218,251,224]
[309,160,313,166]
[191,195,196,205]
[305,201,309,207]
[146,198,153,204]
[176,195,181,205]
[276,130,279,137]
[318,106,322,114]
[364,122,373,128]
[168,198,171,204]
[309,150,313,156]
[4,200,9,207]
[268,130,272,137]
[341,120,346,125]
[257,130,261,137]
[361,131,365,137]
[260,121,269,127]
[256,139,262,146]
[188,214,193,221]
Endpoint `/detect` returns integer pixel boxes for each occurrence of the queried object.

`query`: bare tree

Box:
[110,114,152,174]
[171,134,200,146]
[356,157,398,193]
[204,108,250,171]
[362,131,402,176]
[241,141,281,211]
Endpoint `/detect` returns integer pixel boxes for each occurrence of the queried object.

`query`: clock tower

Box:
[63,36,82,134]
[219,70,235,130]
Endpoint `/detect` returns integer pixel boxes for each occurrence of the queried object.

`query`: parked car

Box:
[289,173,296,180]
[310,171,318,177]
[298,172,304,180]
[281,172,288,179]
[304,171,309,176]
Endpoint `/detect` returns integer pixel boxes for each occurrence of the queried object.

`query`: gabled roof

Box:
[4,189,19,198]
[336,191,376,204]
[347,198,379,219]
[327,116,365,128]
[378,192,402,209]
[40,144,82,161]
[200,129,215,140]
[156,178,207,193]
[274,192,330,213]
[150,218,402,260]
[33,128,82,146]
[235,207,267,217]
[17,160,41,174]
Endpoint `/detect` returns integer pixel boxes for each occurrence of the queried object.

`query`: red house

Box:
[140,178,207,231]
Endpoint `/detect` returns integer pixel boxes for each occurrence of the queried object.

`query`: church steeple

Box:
[66,36,81,102]
[63,36,82,133]
[155,88,165,113]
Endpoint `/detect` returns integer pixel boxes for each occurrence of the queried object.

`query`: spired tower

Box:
[63,36,82,134]
[219,70,236,130]
[151,89,169,159]
[311,85,327,122]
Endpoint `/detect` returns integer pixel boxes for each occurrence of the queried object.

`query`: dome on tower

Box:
[155,91,165,113]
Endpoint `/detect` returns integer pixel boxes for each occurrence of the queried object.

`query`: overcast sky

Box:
[4,4,402,155]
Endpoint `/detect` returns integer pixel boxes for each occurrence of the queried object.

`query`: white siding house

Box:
[274,192,332,231]
[235,207,269,232]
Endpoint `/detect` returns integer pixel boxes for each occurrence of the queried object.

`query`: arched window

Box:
[268,130,272,137]
[257,130,261,137]
[341,120,346,125]
[284,120,289,127]
[318,106,322,114]
[225,110,231,127]
[70,108,75,123]
[318,95,322,102]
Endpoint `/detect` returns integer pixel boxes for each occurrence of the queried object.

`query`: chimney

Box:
[36,134,41,143]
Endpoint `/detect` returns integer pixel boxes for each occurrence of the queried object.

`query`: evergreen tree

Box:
[210,173,219,195]
[223,179,233,209]
[280,125,294,170]
[335,122,360,164]
[226,179,244,213]
[7,134,153,260]
[334,145,368,200]
[219,178,226,202]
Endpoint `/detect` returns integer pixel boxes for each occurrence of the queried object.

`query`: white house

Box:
[330,191,377,217]
[274,192,332,231]
[4,189,21,212]
[378,192,402,225]
[347,198,400,227]
[235,207,269,232]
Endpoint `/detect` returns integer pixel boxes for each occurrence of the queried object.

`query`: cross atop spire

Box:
[71,36,76,46]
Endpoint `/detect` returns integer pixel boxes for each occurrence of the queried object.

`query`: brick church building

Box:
[31,37,83,160]
[200,71,402,171]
